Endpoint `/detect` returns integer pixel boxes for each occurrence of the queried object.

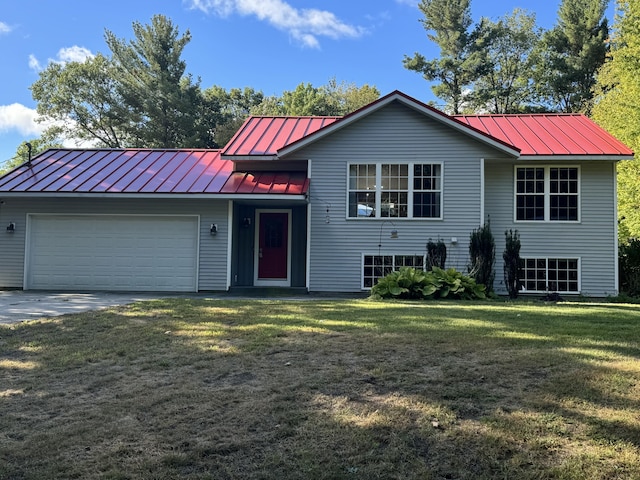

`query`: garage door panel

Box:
[27,215,199,292]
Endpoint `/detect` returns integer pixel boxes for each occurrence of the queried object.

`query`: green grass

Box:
[1,298,639,479]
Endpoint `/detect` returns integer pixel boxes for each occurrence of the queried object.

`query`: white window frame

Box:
[361,253,427,290]
[347,162,443,220]
[519,257,581,294]
[514,166,581,223]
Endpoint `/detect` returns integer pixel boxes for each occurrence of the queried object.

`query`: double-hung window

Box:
[515,166,579,222]
[348,163,442,219]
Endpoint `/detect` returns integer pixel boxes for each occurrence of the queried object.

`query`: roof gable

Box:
[276,91,521,158]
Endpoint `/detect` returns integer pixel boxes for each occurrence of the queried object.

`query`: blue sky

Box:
[0,0,617,166]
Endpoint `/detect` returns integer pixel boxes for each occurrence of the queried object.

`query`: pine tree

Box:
[534,0,609,113]
[403,0,486,114]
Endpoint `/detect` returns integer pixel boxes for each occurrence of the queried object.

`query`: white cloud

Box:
[187,0,365,48]
[28,45,94,72]
[0,21,12,34]
[0,104,45,136]
[57,46,94,63]
[28,54,42,72]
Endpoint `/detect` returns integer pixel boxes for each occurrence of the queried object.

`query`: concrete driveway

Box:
[0,291,162,324]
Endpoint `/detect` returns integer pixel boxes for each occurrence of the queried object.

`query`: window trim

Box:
[361,253,427,290]
[519,257,581,294]
[347,162,444,220]
[513,165,581,223]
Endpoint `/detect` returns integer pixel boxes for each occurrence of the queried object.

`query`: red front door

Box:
[257,212,289,280]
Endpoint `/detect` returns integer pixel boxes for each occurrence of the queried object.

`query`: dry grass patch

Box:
[1,298,639,479]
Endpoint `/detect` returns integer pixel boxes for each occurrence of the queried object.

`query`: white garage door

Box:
[26,215,199,292]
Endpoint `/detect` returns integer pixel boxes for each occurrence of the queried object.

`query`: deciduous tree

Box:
[472,9,540,113]
[592,0,640,241]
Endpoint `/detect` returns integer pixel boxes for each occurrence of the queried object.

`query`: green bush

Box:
[371,267,486,301]
[619,239,640,297]
[469,222,495,292]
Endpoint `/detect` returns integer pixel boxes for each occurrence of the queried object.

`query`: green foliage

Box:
[469,222,496,292]
[426,239,447,270]
[251,78,379,116]
[619,238,640,297]
[503,229,522,299]
[593,1,640,241]
[31,53,128,147]
[2,135,63,175]
[533,0,608,113]
[403,0,486,114]
[472,9,540,113]
[371,267,486,300]
[105,15,212,148]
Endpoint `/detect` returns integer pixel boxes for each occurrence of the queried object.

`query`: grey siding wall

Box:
[296,101,502,292]
[0,197,229,291]
[485,160,618,297]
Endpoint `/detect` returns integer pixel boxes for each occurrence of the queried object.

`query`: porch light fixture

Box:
[210,223,218,236]
[241,217,251,228]
[6,222,15,233]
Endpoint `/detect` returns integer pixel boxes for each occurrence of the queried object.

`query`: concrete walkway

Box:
[0,291,162,324]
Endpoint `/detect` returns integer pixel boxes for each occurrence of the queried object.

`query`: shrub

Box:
[503,229,521,299]
[469,222,495,292]
[371,267,486,301]
[426,239,447,270]
[619,238,640,297]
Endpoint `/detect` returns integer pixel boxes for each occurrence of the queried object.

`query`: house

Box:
[0,91,633,296]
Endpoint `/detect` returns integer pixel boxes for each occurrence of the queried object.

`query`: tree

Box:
[31,15,215,151]
[252,79,379,116]
[1,135,63,175]
[534,0,609,113]
[31,53,128,147]
[592,0,640,241]
[202,86,264,147]
[403,0,486,114]
[105,15,212,148]
[472,9,540,113]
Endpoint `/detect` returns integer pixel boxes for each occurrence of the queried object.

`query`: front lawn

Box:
[1,299,639,479]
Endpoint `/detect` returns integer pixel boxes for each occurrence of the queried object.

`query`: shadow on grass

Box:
[1,298,639,479]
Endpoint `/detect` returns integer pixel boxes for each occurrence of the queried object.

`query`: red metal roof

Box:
[220,171,309,195]
[0,149,308,195]
[222,116,340,157]
[455,114,633,157]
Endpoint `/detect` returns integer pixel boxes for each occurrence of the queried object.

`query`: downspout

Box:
[480,158,485,224]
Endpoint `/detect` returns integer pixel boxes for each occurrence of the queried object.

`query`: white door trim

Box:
[254,209,292,287]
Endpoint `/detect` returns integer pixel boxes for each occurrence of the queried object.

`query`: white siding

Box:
[485,160,618,297]
[297,101,503,292]
[0,198,229,291]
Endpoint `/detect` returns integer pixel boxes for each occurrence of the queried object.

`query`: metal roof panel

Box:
[455,114,633,157]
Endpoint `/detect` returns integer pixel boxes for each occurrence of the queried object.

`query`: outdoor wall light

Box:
[390,229,398,239]
[6,222,15,233]
[210,223,218,236]
[241,217,251,228]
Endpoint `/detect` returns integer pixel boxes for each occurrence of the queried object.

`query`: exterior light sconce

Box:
[6,222,15,233]
[241,217,251,228]
[210,223,218,236]
[390,229,398,239]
